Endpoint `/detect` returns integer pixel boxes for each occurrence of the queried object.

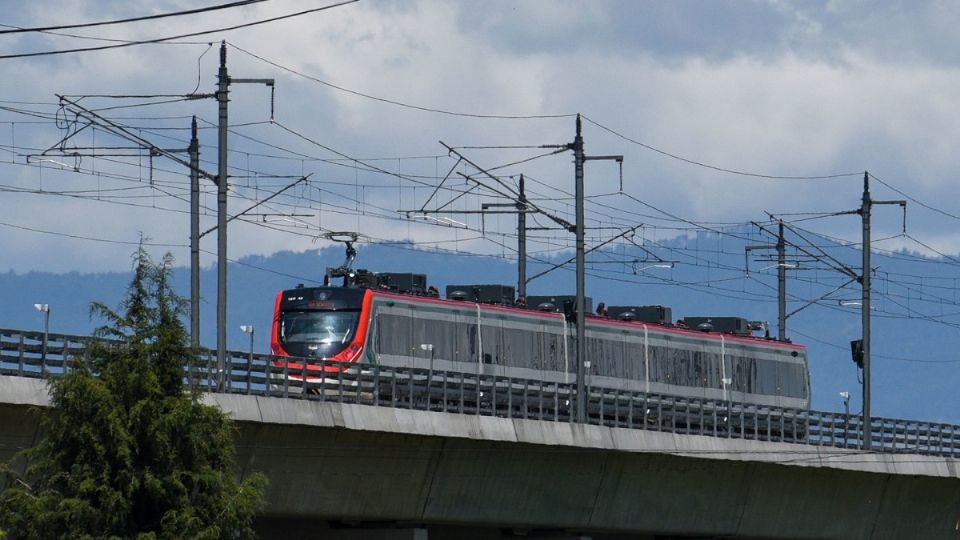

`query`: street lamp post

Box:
[420,343,435,409]
[240,325,254,390]
[420,343,435,374]
[840,391,851,447]
[33,303,50,370]
[722,377,733,436]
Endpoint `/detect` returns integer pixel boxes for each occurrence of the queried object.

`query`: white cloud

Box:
[2,0,960,274]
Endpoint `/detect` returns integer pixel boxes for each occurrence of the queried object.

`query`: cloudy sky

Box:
[2,0,959,276]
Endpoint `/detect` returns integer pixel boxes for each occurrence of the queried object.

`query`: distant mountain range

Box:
[2,239,958,424]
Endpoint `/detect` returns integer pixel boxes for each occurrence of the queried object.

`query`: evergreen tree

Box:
[0,248,266,539]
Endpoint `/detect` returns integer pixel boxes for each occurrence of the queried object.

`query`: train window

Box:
[647,344,660,383]
[733,356,742,392]
[649,344,669,384]
[673,348,691,386]
[697,349,719,389]
[777,361,807,398]
[461,320,478,363]
[480,323,501,365]
[690,350,705,387]
[374,313,412,357]
[618,335,631,379]
[690,349,701,386]
[587,335,622,377]
[502,327,540,370]
[755,358,780,395]
[281,310,359,345]
[541,327,567,373]
[709,350,723,389]
[777,361,788,397]
[730,356,753,393]
[411,317,457,363]
[623,338,640,381]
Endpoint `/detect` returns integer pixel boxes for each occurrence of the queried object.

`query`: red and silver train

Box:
[271,273,810,409]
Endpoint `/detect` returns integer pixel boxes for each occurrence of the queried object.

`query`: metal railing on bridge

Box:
[2,327,958,458]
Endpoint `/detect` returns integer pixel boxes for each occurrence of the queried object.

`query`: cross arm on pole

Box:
[784,277,859,320]
[56,95,217,182]
[873,199,908,232]
[441,142,576,232]
[229,77,276,120]
[200,174,310,238]
[525,225,642,285]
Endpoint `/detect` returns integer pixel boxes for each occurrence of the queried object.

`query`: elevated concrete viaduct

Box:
[2,376,958,539]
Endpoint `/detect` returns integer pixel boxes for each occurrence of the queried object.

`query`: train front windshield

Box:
[278,310,360,358]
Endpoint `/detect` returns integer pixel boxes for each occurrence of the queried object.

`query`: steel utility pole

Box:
[189,116,200,350]
[573,117,586,422]
[860,172,872,451]
[570,115,623,422]
[216,42,229,389]
[858,171,906,450]
[746,221,789,340]
[476,175,530,300]
[518,174,527,300]
[777,220,786,341]
[214,41,275,390]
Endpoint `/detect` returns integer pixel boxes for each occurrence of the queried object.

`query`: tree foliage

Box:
[0,248,265,539]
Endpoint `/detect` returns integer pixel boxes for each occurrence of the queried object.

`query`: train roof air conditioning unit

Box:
[683,316,751,335]
[376,272,427,294]
[608,305,672,325]
[526,295,593,314]
[446,284,515,305]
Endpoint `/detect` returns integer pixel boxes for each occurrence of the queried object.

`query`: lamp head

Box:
[240,325,253,334]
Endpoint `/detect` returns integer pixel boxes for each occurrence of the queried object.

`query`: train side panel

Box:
[365,293,809,409]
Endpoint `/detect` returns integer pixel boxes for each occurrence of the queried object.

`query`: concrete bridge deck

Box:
[2,375,958,539]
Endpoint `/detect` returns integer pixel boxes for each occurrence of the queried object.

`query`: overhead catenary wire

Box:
[0,0,269,35]
[228,42,577,120]
[45,103,876,250]
[0,219,187,248]
[11,143,960,338]
[868,172,960,223]
[9,117,960,298]
[8,83,960,358]
[0,0,358,60]
[581,114,863,180]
